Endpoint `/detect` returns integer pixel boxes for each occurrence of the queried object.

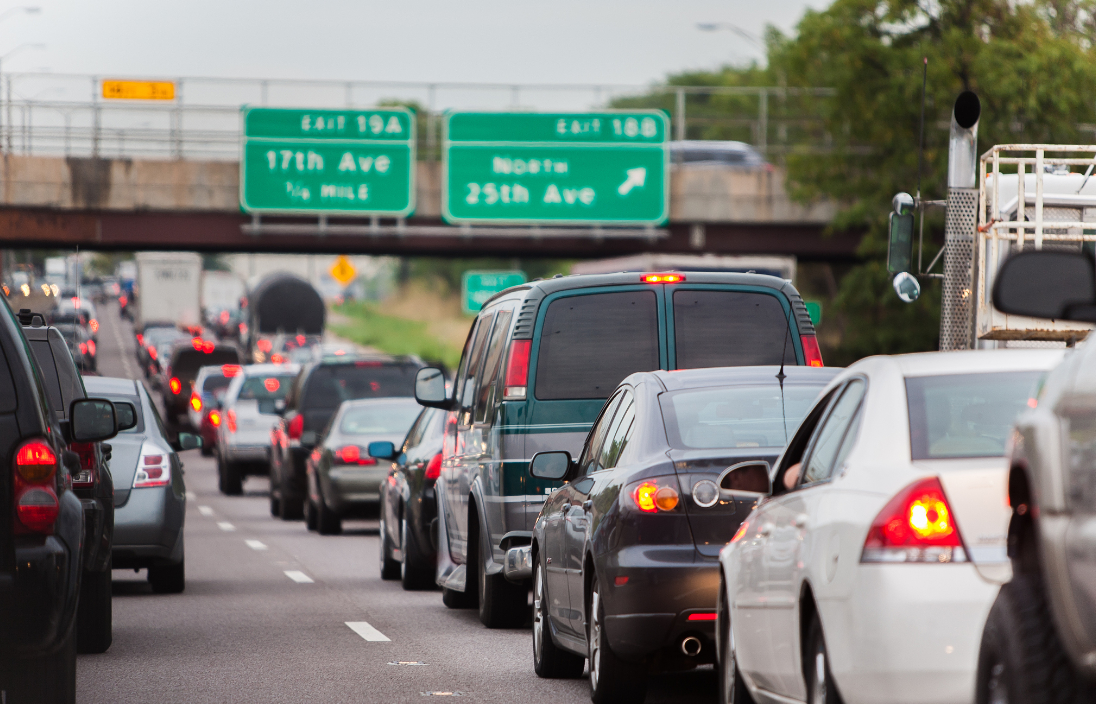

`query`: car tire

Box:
[378,516,401,580]
[0,620,77,703]
[77,563,112,654]
[317,493,342,535]
[976,573,1095,704]
[270,493,281,517]
[474,518,527,629]
[805,616,844,704]
[532,558,585,678]
[718,585,754,704]
[400,516,434,591]
[304,497,318,531]
[148,558,185,594]
[588,574,647,704]
[201,441,213,457]
[222,460,243,496]
[279,489,304,520]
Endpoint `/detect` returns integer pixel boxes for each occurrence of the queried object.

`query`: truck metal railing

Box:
[976,144,1096,341]
[0,72,837,162]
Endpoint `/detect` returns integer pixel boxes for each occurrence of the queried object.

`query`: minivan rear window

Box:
[673,290,796,369]
[302,363,418,410]
[535,290,659,400]
[173,349,241,379]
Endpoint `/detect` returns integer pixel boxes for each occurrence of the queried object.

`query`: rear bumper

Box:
[112,485,184,562]
[224,443,270,465]
[324,469,386,513]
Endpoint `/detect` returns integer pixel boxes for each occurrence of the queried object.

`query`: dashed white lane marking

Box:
[198,506,214,516]
[346,621,391,642]
[284,570,314,583]
[217,521,236,532]
[186,492,198,501]
[245,540,267,551]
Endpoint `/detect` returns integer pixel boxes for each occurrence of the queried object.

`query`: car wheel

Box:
[304,497,318,531]
[317,492,342,535]
[400,515,434,591]
[148,558,185,594]
[805,616,843,704]
[588,574,646,704]
[222,460,243,496]
[532,557,585,678]
[201,441,213,457]
[378,516,401,580]
[718,585,754,704]
[474,518,527,629]
[976,573,1094,704]
[77,562,112,654]
[278,486,304,520]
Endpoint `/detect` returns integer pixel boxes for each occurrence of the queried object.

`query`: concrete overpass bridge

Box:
[0,73,855,259]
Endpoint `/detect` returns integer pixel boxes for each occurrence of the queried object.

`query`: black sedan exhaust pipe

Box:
[680,636,702,657]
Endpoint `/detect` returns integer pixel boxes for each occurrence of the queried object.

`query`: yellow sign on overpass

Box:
[102,80,176,101]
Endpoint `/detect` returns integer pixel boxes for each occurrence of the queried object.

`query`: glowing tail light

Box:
[425,452,442,481]
[209,410,222,427]
[731,521,750,543]
[90,319,99,333]
[628,477,680,513]
[192,338,203,351]
[800,335,824,367]
[202,341,215,354]
[503,339,532,401]
[13,439,59,534]
[221,364,241,377]
[87,340,96,356]
[70,441,97,488]
[335,445,377,466]
[227,409,237,433]
[287,414,304,441]
[79,342,88,355]
[133,443,171,488]
[190,394,202,412]
[136,333,144,346]
[641,273,685,283]
[148,345,158,361]
[687,612,717,621]
[861,477,967,563]
[169,377,182,395]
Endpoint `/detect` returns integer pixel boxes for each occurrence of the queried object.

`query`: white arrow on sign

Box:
[617,167,647,196]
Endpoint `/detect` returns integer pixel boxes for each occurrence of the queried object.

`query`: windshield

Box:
[906,371,1043,459]
[301,363,418,410]
[660,383,828,450]
[339,399,423,436]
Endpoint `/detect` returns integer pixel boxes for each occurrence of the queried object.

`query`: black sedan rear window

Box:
[302,363,418,410]
[535,290,659,400]
[660,383,827,449]
[673,290,796,369]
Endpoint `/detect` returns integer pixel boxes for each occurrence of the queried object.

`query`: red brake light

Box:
[16,489,59,533]
[335,445,376,465]
[89,319,99,333]
[136,333,144,346]
[503,339,531,401]
[169,377,182,395]
[425,452,442,481]
[79,342,88,355]
[641,273,685,283]
[731,520,749,543]
[296,334,306,346]
[257,339,272,353]
[190,394,202,412]
[629,477,680,513]
[227,409,237,433]
[192,338,203,351]
[148,345,158,361]
[118,295,127,306]
[271,354,284,364]
[220,310,230,324]
[288,414,304,440]
[222,364,241,377]
[264,378,280,392]
[800,335,824,367]
[14,439,59,533]
[16,440,57,482]
[87,340,96,356]
[688,612,717,621]
[862,477,967,563]
[209,410,222,427]
[203,341,215,354]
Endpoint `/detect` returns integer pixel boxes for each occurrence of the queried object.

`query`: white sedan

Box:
[716,349,1064,704]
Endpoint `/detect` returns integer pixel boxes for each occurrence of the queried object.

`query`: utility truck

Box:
[133,253,202,330]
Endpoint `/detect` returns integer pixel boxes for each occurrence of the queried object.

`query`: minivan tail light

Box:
[800,335,824,367]
[425,452,442,481]
[288,414,304,441]
[133,443,171,488]
[861,477,967,563]
[503,339,531,401]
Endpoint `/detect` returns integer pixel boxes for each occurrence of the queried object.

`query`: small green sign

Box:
[805,301,823,326]
[240,107,415,216]
[462,271,527,314]
[443,111,669,226]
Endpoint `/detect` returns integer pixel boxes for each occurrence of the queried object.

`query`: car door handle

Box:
[583,500,593,512]
[759,522,774,537]
[794,514,809,529]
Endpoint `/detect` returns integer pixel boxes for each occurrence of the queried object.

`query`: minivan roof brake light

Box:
[641,273,685,283]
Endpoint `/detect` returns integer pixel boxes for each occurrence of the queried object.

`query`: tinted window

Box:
[673,290,795,369]
[579,391,625,476]
[29,339,63,415]
[801,380,865,485]
[302,363,418,410]
[535,291,659,400]
[459,313,494,414]
[0,336,18,413]
[338,400,423,436]
[906,372,1042,459]
[660,383,829,450]
[172,349,241,379]
[598,391,635,471]
[201,374,232,394]
[475,310,513,424]
[238,374,296,400]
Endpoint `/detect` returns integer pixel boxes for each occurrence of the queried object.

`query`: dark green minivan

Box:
[408,271,822,627]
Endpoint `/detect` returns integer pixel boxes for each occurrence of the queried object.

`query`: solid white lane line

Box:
[284,570,314,583]
[245,540,267,551]
[217,521,236,532]
[198,506,214,516]
[346,621,390,642]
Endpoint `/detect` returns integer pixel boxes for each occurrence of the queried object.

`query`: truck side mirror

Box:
[887,192,915,275]
[992,251,1096,322]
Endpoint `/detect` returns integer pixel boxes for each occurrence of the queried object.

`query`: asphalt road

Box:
[78,303,719,704]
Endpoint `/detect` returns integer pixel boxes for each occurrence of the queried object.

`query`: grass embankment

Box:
[331,286,471,369]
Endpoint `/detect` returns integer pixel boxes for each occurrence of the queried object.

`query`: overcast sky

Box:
[6,0,828,88]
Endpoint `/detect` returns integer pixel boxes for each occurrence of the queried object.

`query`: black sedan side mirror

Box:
[415,367,452,409]
[114,401,138,431]
[529,451,574,482]
[719,461,772,498]
[367,441,397,461]
[173,432,202,452]
[70,398,118,442]
[992,251,1096,322]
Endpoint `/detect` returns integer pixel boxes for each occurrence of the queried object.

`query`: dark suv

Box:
[0,300,120,702]
[159,341,241,431]
[268,356,423,519]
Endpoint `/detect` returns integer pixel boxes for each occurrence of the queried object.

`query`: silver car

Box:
[83,376,197,594]
[215,363,300,495]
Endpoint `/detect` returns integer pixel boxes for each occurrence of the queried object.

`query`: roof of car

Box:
[241,363,301,375]
[337,396,421,409]
[83,376,140,394]
[864,348,1066,377]
[640,365,842,393]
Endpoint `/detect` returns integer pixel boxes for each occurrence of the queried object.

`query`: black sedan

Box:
[372,406,446,589]
[509,365,838,703]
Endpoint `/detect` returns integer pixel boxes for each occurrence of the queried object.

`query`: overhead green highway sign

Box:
[240,106,415,216]
[442,111,669,226]
[462,270,527,314]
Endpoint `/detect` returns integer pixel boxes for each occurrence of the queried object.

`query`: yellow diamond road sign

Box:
[330,256,357,286]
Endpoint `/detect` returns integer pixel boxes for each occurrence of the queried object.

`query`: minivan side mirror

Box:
[992,251,1096,321]
[415,367,452,409]
[114,401,138,431]
[529,451,574,482]
[70,398,118,442]
[719,461,772,498]
[367,441,397,461]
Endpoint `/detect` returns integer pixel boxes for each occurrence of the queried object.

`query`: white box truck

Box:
[134,252,202,329]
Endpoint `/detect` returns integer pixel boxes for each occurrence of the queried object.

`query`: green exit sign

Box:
[462,270,527,314]
[240,107,415,216]
[442,111,669,226]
